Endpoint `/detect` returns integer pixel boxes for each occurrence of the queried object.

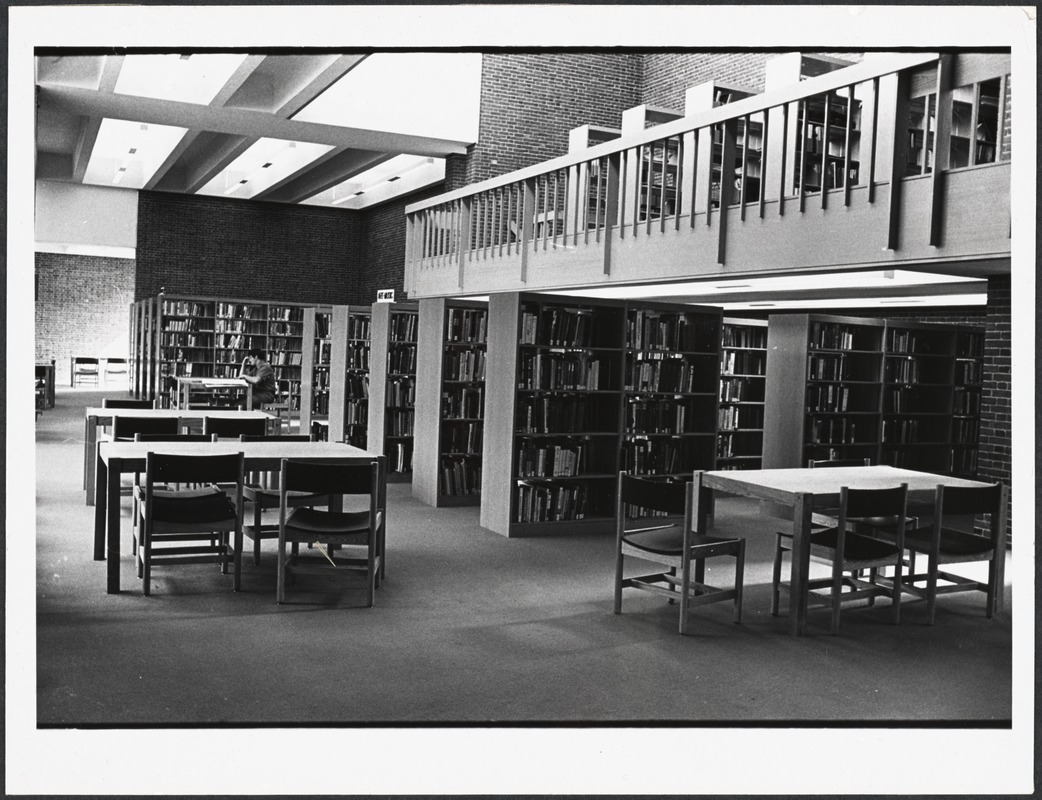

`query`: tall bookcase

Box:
[326,304,372,447]
[717,317,768,470]
[762,314,985,475]
[139,292,323,410]
[412,298,488,507]
[367,301,419,480]
[794,89,862,194]
[481,293,722,537]
[299,306,332,433]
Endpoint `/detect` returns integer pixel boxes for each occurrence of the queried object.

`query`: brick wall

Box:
[979,274,1012,529]
[641,51,865,109]
[456,52,644,189]
[35,252,135,385]
[135,191,368,305]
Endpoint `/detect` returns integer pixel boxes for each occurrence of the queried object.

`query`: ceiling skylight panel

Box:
[292,53,480,142]
[115,54,249,104]
[82,118,188,189]
[197,138,334,200]
[302,155,445,209]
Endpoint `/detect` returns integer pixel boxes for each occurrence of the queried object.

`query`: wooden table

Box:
[83,408,273,503]
[175,377,251,410]
[694,465,1005,636]
[94,439,385,594]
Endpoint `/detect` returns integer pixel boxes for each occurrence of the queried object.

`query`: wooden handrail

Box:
[405,52,938,215]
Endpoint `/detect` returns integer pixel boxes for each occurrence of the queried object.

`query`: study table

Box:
[174,377,251,410]
[694,465,1006,636]
[93,439,386,594]
[82,408,273,503]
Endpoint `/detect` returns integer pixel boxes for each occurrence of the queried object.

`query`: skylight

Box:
[114,53,249,104]
[196,137,335,200]
[302,154,446,210]
[292,52,481,142]
[82,118,188,189]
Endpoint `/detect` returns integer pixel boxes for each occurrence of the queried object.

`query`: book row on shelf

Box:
[719,377,764,403]
[625,356,707,393]
[720,350,766,376]
[515,481,595,524]
[518,353,609,392]
[626,398,712,435]
[441,458,481,497]
[443,388,484,420]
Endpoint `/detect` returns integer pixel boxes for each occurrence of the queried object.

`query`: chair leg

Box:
[770,535,784,616]
[733,540,746,624]
[253,503,263,565]
[233,526,242,591]
[678,558,691,635]
[613,545,624,615]
[986,560,997,618]
[927,557,939,626]
[693,558,706,594]
[276,539,287,604]
[142,522,152,596]
[830,564,844,636]
[866,567,877,606]
[890,560,902,625]
[366,558,375,608]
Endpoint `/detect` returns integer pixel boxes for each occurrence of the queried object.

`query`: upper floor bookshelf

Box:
[299,306,332,433]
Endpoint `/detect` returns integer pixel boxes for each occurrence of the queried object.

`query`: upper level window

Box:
[950,77,1002,168]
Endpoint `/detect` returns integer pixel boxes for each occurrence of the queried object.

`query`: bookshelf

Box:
[639,138,680,221]
[906,93,936,177]
[326,304,372,447]
[413,298,488,507]
[299,306,332,433]
[481,293,722,537]
[367,301,419,480]
[763,314,885,469]
[266,305,305,410]
[795,89,862,193]
[763,314,985,477]
[717,318,768,471]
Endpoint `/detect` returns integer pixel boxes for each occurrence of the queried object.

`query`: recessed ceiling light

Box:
[717,283,752,289]
[238,179,248,185]
[128,147,137,155]
[749,302,775,307]
[354,190,366,196]
[387,176,401,182]
[262,162,272,169]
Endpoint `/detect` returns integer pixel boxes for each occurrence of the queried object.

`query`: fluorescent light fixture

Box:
[82,117,188,189]
[114,53,249,104]
[198,138,333,200]
[293,53,481,142]
[720,293,986,311]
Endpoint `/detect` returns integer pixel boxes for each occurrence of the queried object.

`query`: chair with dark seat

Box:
[112,415,180,441]
[890,481,1007,624]
[103,358,129,384]
[772,483,908,635]
[276,459,382,606]
[613,471,745,635]
[102,398,156,410]
[136,451,245,596]
[203,415,269,440]
[237,434,324,565]
[72,357,100,387]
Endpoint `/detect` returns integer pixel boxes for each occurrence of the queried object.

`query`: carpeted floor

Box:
[32,388,1014,727]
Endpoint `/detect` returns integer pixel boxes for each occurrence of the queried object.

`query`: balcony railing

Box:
[405,52,1011,299]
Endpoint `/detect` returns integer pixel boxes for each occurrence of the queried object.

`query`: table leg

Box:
[93,452,107,560]
[85,415,98,503]
[106,457,122,593]
[993,483,1009,614]
[789,493,813,636]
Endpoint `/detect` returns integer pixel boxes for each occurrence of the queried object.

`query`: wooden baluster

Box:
[843,85,854,207]
[758,110,768,219]
[674,135,684,231]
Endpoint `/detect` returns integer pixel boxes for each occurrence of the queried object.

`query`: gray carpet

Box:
[34,388,1013,727]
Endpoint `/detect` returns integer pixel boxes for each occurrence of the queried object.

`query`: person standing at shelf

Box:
[238,348,277,409]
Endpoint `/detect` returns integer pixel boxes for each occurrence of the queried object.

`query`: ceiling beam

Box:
[144,55,266,191]
[70,55,123,182]
[254,148,393,204]
[273,54,368,117]
[40,84,471,157]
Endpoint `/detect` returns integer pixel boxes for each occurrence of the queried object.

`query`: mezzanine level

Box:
[404,52,1011,300]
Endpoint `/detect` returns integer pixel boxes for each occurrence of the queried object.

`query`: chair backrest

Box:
[146,451,244,486]
[808,457,872,468]
[106,358,128,367]
[280,459,378,497]
[113,415,180,441]
[74,357,99,369]
[134,433,217,442]
[203,416,269,438]
[240,434,314,442]
[935,482,1004,518]
[618,471,688,516]
[103,398,155,409]
[839,483,908,529]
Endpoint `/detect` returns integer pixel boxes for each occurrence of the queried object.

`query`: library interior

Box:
[20,25,1030,796]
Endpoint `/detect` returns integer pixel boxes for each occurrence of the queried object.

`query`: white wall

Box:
[35,179,138,256]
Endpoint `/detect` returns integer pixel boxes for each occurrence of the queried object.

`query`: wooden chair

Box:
[202,415,268,440]
[237,434,324,565]
[613,471,745,635]
[113,415,180,441]
[772,483,908,635]
[103,358,129,384]
[72,357,100,387]
[260,380,295,433]
[135,451,245,596]
[276,459,382,606]
[890,482,1007,624]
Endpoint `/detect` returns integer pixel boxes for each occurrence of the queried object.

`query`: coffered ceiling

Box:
[35,52,481,209]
